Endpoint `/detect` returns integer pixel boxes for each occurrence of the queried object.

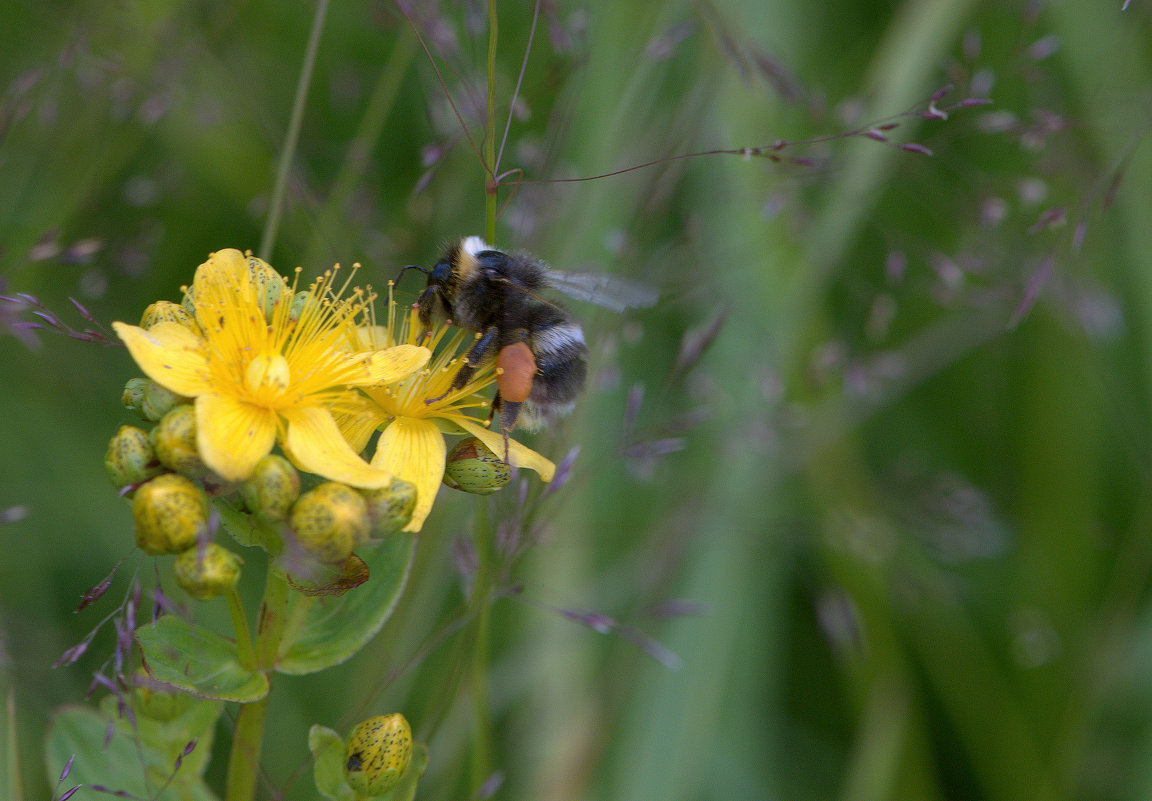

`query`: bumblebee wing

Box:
[543,270,659,312]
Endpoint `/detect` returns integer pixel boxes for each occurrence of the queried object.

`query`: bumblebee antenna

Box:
[395,264,428,287]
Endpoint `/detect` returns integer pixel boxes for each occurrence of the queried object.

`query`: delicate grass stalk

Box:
[304,31,418,268]
[484,0,499,243]
[259,0,331,261]
[6,689,23,801]
[224,567,292,801]
[473,9,502,781]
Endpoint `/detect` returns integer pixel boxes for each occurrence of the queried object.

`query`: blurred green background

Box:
[4,0,1152,799]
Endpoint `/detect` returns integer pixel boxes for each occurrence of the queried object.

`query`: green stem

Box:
[225,695,270,801]
[258,0,330,261]
[469,586,494,793]
[226,588,256,670]
[484,0,499,243]
[224,567,292,801]
[468,504,496,792]
[280,588,315,656]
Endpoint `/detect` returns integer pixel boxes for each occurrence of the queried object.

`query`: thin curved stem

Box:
[259,0,330,261]
[484,0,499,244]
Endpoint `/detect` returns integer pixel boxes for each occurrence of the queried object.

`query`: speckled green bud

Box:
[288,290,311,324]
[105,425,166,494]
[140,380,189,422]
[289,482,369,563]
[442,437,511,494]
[133,474,209,555]
[360,478,417,537]
[344,713,413,796]
[246,254,287,319]
[182,289,196,316]
[121,377,150,418]
[174,543,242,600]
[151,405,207,478]
[140,300,200,333]
[241,454,301,522]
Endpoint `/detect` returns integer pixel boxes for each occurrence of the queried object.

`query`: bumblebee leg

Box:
[426,325,500,404]
[488,390,503,424]
[497,399,522,464]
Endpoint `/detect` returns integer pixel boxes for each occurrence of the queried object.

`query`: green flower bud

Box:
[121,377,150,418]
[289,482,369,563]
[246,254,287,319]
[360,478,417,537]
[141,380,189,422]
[140,300,200,333]
[105,425,166,493]
[151,404,207,478]
[344,713,413,797]
[442,437,510,494]
[241,454,301,522]
[289,290,311,324]
[174,543,242,600]
[133,474,209,555]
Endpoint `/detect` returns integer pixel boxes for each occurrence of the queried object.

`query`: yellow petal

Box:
[192,248,248,293]
[113,320,212,398]
[348,325,392,351]
[453,417,556,482]
[331,407,379,456]
[346,344,431,387]
[284,405,394,489]
[196,394,278,481]
[370,418,446,532]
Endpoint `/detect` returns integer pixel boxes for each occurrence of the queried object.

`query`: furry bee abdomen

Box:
[518,320,587,430]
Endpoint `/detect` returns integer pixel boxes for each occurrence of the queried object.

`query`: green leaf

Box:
[137,615,269,702]
[278,533,414,675]
[215,495,282,553]
[309,725,358,801]
[309,725,428,801]
[46,703,219,801]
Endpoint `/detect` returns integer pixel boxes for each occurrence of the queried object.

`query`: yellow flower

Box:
[113,249,430,487]
[337,289,554,531]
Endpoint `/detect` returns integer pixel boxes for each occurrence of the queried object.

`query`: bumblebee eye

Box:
[429,260,452,284]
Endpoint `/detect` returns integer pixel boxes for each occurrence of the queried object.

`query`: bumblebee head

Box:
[396,238,492,329]
[395,257,454,329]
[420,257,457,327]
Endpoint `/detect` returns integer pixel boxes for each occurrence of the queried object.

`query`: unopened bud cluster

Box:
[108,367,416,589]
[107,316,240,596]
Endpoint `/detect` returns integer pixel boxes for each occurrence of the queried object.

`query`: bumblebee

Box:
[399,236,656,443]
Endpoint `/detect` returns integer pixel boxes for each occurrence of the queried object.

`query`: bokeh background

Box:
[4,0,1152,799]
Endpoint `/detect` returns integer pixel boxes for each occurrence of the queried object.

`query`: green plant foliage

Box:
[278,533,415,675]
[216,495,277,551]
[46,695,222,801]
[135,616,269,702]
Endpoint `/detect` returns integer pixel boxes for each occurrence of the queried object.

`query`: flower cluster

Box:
[108,249,555,581]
